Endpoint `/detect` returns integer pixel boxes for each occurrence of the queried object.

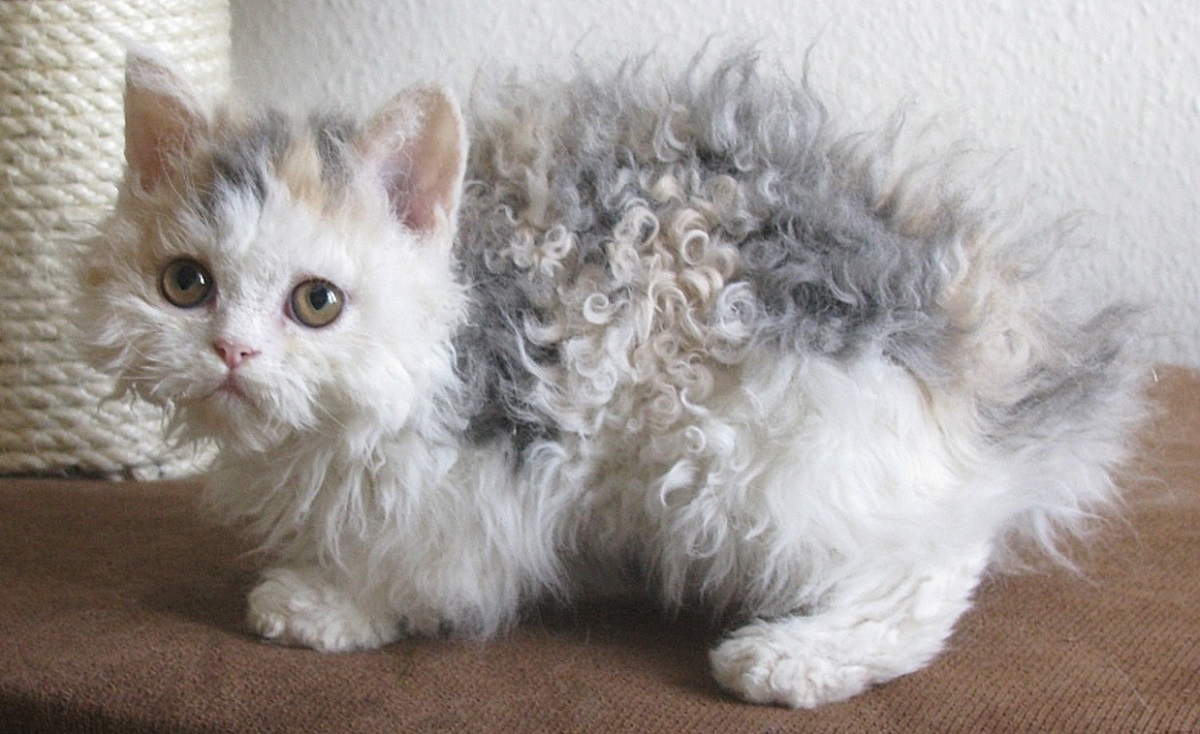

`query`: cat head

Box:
[78,49,469,452]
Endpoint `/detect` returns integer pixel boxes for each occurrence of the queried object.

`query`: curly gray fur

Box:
[452,56,1141,470]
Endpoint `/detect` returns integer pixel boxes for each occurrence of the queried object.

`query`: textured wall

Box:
[230,0,1200,367]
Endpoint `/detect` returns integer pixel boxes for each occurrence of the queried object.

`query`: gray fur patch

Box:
[452,213,559,452]
[200,111,357,215]
[451,57,961,447]
[309,113,358,187]
[203,110,292,212]
[451,55,1136,461]
[984,304,1137,445]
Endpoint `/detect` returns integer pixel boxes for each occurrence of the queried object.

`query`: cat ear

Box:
[124,48,208,191]
[357,87,467,237]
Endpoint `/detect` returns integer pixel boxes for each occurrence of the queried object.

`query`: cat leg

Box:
[247,565,403,652]
[709,544,990,708]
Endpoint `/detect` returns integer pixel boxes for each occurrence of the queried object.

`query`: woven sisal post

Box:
[0,0,230,478]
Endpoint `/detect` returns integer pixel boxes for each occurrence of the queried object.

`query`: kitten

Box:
[77,48,1145,708]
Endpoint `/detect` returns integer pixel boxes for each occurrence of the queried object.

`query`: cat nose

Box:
[213,339,259,370]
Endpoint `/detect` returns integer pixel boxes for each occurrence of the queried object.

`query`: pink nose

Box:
[213,339,259,370]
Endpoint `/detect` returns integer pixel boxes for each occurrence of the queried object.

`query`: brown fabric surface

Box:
[1,369,1197,733]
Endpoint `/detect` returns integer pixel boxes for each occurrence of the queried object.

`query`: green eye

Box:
[160,258,214,308]
[290,279,344,328]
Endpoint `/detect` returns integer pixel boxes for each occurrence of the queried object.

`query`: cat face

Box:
[78,51,468,451]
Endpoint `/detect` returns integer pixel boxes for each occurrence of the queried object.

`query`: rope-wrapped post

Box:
[0,1,230,478]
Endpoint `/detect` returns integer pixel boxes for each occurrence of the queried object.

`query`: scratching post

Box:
[0,0,230,477]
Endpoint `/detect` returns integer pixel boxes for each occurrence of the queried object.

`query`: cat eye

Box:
[290,279,344,328]
[160,258,214,309]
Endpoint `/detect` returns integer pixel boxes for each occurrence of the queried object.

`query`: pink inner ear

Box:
[126,116,185,190]
[378,155,424,230]
[363,88,466,236]
[124,52,206,191]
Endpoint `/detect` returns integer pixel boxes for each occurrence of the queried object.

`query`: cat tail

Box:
[945,215,1153,570]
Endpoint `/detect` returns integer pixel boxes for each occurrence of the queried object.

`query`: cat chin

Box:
[209,376,254,403]
[202,388,262,425]
[176,391,293,453]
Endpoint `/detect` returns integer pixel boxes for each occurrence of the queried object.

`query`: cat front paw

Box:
[247,567,401,652]
[709,618,878,709]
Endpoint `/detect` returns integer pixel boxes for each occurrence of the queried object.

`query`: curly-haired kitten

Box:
[78,49,1145,707]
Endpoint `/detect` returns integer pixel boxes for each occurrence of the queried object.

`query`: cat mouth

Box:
[208,375,255,404]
